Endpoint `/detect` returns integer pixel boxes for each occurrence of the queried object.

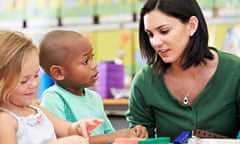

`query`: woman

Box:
[126,0,240,141]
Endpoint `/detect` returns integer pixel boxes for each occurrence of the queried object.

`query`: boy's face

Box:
[61,37,98,92]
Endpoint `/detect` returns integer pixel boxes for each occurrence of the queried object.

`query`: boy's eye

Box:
[82,54,95,65]
[83,59,89,65]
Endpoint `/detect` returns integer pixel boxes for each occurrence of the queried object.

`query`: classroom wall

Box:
[26,22,240,77]
[1,0,240,76]
[2,0,240,98]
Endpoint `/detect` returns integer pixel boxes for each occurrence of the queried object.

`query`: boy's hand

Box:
[131,125,148,138]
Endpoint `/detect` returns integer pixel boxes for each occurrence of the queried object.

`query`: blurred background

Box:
[1,0,240,99]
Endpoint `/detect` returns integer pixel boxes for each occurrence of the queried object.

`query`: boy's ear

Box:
[49,65,65,81]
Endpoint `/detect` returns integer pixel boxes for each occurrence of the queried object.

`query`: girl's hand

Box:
[49,135,89,144]
[73,118,104,138]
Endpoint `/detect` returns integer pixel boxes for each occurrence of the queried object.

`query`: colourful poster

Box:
[0,1,23,20]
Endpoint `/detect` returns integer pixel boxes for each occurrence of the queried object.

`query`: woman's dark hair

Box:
[139,0,214,75]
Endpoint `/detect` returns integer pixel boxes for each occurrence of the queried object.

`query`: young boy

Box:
[39,30,148,144]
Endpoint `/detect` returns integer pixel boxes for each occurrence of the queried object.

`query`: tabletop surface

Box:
[102,98,129,105]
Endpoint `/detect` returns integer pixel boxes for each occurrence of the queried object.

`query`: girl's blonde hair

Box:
[0,31,38,104]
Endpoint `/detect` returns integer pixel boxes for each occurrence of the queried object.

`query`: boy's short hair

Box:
[39,30,82,75]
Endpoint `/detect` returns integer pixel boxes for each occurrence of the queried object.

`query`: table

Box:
[102,98,129,130]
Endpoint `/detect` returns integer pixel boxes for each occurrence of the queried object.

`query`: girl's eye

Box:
[21,79,28,84]
[20,74,39,84]
[34,74,39,78]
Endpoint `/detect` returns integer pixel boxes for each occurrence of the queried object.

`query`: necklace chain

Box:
[170,65,216,105]
[178,83,195,105]
[171,70,199,105]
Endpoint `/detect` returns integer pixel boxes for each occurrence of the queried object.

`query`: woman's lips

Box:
[158,49,169,57]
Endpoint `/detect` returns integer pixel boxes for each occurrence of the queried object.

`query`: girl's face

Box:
[9,51,40,107]
[144,9,191,64]
[62,37,98,93]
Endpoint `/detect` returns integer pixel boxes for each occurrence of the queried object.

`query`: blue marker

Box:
[173,131,191,144]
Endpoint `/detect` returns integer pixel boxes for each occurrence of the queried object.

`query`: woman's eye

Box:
[146,31,153,38]
[160,29,169,35]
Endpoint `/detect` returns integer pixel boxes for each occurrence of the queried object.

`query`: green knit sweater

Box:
[126,50,240,141]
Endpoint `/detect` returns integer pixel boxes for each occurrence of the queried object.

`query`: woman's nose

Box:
[151,34,163,48]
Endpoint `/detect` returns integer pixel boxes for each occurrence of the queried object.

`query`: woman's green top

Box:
[126,50,240,141]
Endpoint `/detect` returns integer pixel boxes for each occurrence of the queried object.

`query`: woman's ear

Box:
[49,65,65,81]
[188,16,199,37]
